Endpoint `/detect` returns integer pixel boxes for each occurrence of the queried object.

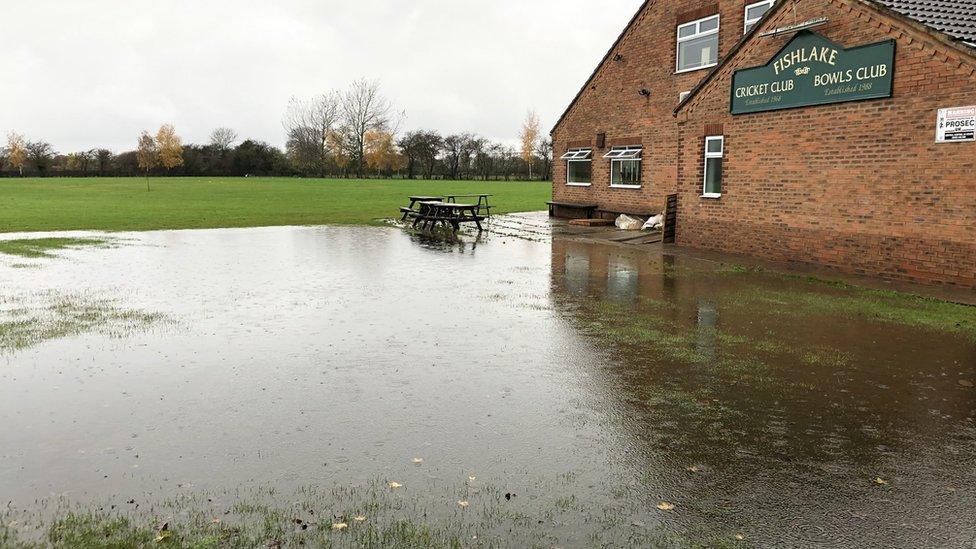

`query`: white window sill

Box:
[675,63,717,75]
[610,184,642,189]
[567,182,591,187]
[701,193,722,199]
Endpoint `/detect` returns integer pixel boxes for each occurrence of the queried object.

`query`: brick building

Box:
[551,0,976,288]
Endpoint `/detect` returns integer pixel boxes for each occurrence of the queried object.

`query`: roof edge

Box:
[550,1,652,136]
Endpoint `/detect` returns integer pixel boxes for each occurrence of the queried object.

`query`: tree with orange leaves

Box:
[156,124,184,173]
[519,111,540,180]
[7,133,27,176]
[364,130,400,177]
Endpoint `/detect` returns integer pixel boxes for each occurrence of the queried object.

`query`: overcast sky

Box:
[0,0,641,153]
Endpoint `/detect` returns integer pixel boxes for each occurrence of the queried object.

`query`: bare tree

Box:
[398,130,443,180]
[26,141,55,176]
[498,145,516,181]
[283,93,341,177]
[341,78,401,178]
[441,133,478,180]
[535,137,553,181]
[473,140,502,181]
[209,127,238,152]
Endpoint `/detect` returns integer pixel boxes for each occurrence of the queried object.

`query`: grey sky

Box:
[0,0,640,153]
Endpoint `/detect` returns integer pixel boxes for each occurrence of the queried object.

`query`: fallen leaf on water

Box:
[353,515,366,522]
[735,533,745,540]
[958,380,974,388]
[389,481,403,489]
[331,523,348,531]
[874,477,889,485]
[412,458,424,464]
[686,466,700,473]
[656,502,675,511]
[458,500,469,508]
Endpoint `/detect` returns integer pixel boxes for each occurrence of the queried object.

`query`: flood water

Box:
[1,215,975,547]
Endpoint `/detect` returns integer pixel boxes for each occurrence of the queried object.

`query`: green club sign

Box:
[731,31,895,115]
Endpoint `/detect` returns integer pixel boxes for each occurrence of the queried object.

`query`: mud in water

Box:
[1,217,974,547]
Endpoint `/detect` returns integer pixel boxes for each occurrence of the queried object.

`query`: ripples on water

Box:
[1,220,974,547]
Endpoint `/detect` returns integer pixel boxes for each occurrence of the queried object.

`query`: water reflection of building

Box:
[548,235,976,545]
[551,237,676,307]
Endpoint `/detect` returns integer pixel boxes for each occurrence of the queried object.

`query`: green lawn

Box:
[0,177,552,233]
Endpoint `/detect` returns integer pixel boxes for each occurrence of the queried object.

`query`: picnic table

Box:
[445,194,492,217]
[411,201,485,232]
[401,196,444,220]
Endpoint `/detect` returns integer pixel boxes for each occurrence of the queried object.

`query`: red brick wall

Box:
[552,1,760,217]
[676,0,976,288]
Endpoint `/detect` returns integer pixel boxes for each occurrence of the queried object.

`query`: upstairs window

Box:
[744,0,774,34]
[604,147,642,188]
[703,136,724,198]
[560,148,593,186]
[677,15,719,73]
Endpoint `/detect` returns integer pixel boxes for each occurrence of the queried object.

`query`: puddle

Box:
[1,218,974,547]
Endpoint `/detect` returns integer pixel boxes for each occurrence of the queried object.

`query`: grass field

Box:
[0,177,551,233]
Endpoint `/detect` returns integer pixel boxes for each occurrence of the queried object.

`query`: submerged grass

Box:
[678,261,976,339]
[0,292,170,352]
[0,478,743,548]
[721,284,976,340]
[0,238,111,258]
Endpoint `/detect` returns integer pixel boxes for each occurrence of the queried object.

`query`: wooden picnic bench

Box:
[410,201,485,232]
[547,201,598,218]
[401,196,444,220]
[445,194,493,217]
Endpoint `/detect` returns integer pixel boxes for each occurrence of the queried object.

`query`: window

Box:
[744,0,774,34]
[677,15,719,73]
[703,136,723,198]
[604,146,642,188]
[560,148,593,185]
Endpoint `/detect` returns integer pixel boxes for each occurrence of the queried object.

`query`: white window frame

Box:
[562,148,593,186]
[744,0,774,34]
[560,149,592,161]
[604,146,643,189]
[676,15,720,74]
[702,136,724,198]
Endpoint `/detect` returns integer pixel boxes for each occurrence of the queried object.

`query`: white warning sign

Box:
[936,106,976,142]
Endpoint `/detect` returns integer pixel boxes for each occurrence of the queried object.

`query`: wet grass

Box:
[0,292,170,351]
[0,177,551,233]
[0,478,745,548]
[573,298,773,373]
[719,280,976,340]
[669,261,976,338]
[0,238,111,258]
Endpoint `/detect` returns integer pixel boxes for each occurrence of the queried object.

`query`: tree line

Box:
[0,79,552,181]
